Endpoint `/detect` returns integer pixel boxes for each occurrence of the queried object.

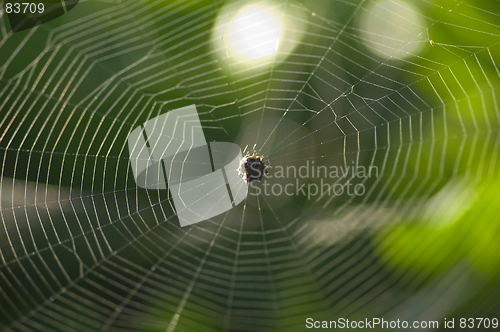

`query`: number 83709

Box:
[4,2,44,14]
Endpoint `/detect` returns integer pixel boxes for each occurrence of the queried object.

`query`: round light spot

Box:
[357,0,425,60]
[212,1,306,70]
[227,5,282,60]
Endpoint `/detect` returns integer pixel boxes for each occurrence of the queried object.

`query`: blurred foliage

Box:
[376,176,500,280]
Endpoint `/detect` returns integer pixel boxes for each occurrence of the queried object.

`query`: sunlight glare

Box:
[227,5,282,60]
[357,0,425,60]
[212,1,306,70]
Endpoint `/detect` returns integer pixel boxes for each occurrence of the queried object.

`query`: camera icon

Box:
[127,105,247,227]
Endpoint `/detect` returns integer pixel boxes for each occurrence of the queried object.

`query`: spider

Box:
[238,146,268,183]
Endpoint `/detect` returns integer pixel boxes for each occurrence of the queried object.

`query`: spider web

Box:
[1,0,500,331]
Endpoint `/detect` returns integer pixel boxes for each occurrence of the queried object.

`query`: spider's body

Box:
[239,155,268,183]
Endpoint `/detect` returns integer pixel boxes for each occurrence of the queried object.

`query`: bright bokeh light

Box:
[227,5,282,60]
[358,0,425,60]
[212,1,305,70]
